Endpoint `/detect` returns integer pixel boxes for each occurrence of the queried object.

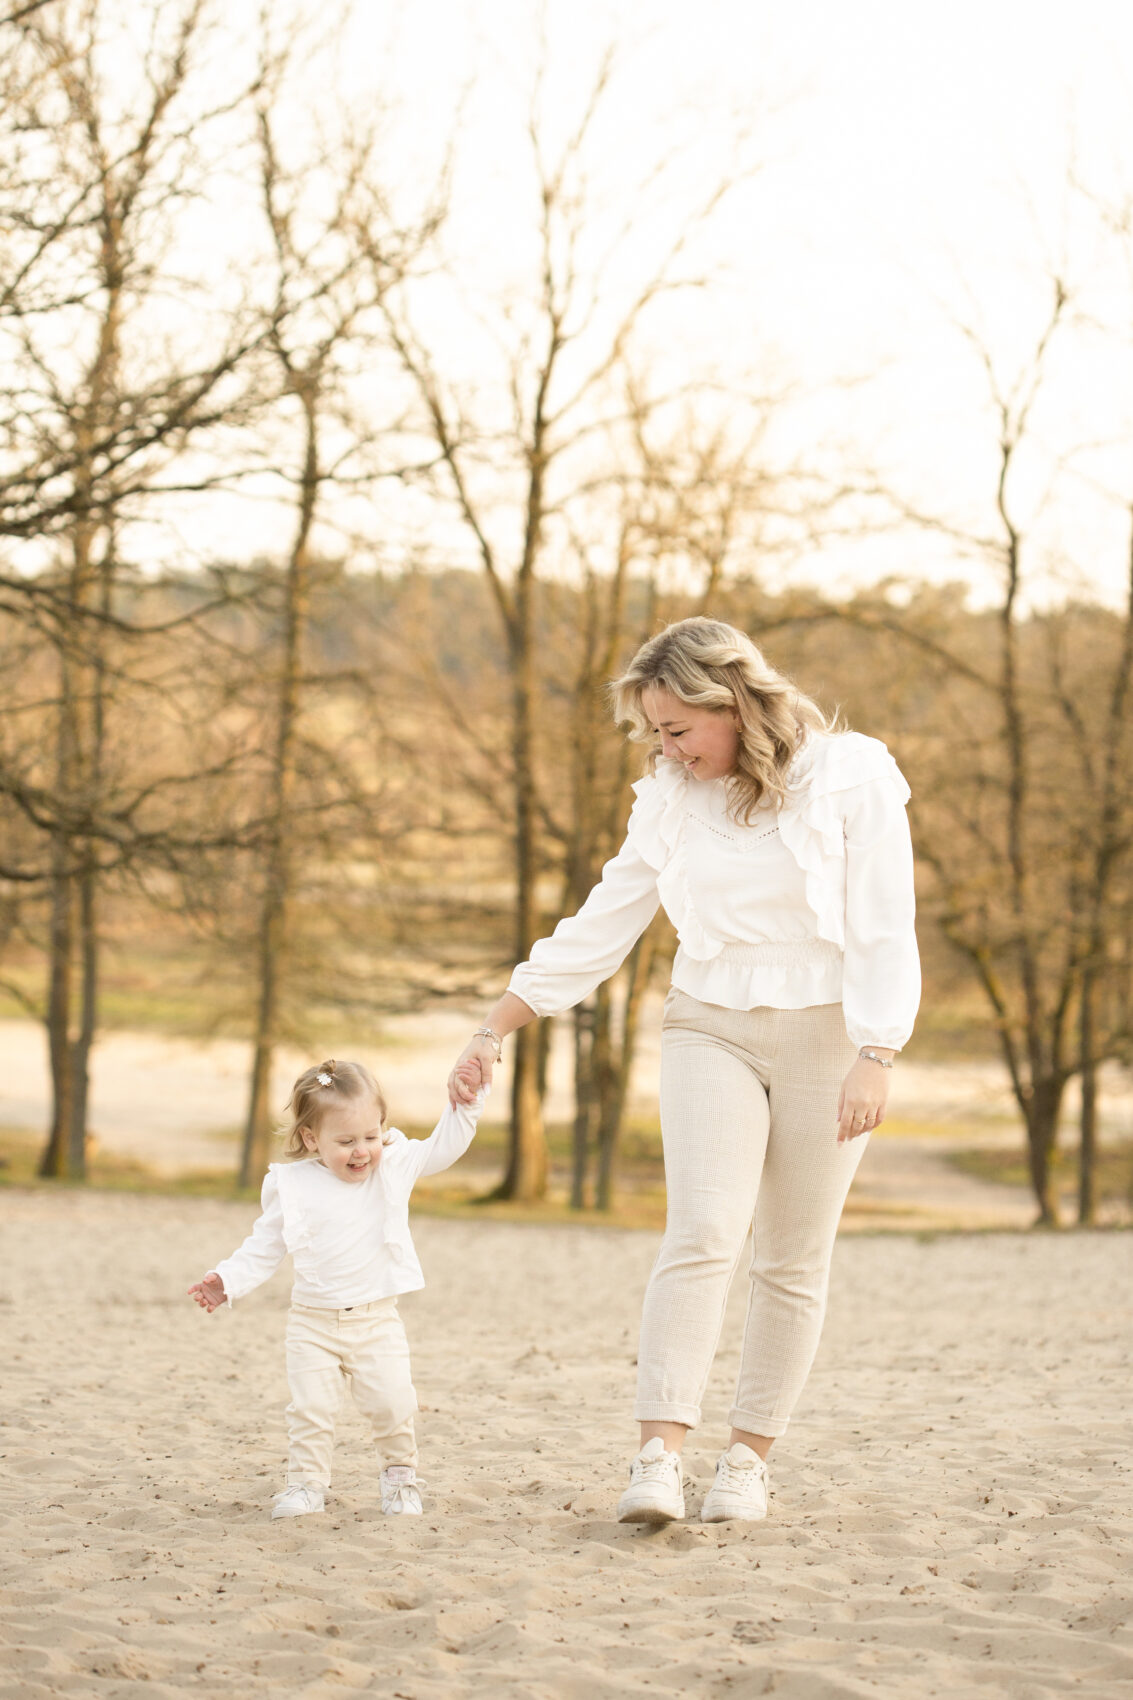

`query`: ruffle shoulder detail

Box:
[626,759,688,871]
[375,1130,412,1264]
[777,732,910,950]
[627,759,723,962]
[270,1159,315,1254]
[792,730,910,804]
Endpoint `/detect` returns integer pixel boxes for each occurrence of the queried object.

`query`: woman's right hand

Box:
[447,1038,497,1107]
[447,996,535,1106]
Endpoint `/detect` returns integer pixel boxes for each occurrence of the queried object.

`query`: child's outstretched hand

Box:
[188,1272,226,1313]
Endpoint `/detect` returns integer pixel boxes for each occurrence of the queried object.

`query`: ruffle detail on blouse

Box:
[627,758,686,869]
[270,1162,315,1256]
[271,1163,335,1296]
[376,1131,411,1265]
[673,937,844,1013]
[628,760,724,963]
[777,732,911,951]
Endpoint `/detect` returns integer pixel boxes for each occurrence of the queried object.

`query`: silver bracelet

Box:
[473,1026,503,1060]
[858,1047,895,1069]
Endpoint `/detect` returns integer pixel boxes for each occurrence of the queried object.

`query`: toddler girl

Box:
[188,1056,485,1520]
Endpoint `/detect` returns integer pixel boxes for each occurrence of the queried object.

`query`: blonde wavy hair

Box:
[280,1058,390,1159]
[611,617,840,821]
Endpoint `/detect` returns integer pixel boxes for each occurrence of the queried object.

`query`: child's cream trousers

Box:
[635,992,868,1438]
[285,1297,418,1489]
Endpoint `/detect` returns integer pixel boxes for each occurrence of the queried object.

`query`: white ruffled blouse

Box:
[508,731,920,1051]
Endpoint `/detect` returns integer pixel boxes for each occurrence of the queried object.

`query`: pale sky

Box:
[137,1,1133,606]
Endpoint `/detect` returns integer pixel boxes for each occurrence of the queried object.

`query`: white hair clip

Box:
[316,1071,332,1086]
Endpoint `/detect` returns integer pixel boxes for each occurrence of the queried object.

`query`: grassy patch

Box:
[0,945,238,1038]
[0,1134,662,1226]
[0,1119,666,1223]
[11,1120,1126,1233]
[948,1141,1133,1205]
[871,1114,1019,1141]
[406,1183,668,1232]
[0,1127,261,1203]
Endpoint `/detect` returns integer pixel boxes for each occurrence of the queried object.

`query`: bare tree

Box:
[557,397,792,1208]
[384,47,758,1200]
[847,282,1133,1224]
[1057,534,1133,1223]
[0,0,271,1177]
[236,25,446,1184]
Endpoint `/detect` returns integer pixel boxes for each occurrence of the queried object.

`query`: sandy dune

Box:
[1,1188,1130,1699]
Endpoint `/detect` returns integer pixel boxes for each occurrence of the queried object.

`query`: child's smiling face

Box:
[302,1093,386,1183]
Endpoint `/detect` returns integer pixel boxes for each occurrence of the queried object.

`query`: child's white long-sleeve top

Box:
[211,1095,485,1309]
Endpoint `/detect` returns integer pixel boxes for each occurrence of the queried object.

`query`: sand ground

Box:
[1,1188,1130,1700]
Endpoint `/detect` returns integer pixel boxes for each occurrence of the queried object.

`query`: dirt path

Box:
[846,1133,1036,1229]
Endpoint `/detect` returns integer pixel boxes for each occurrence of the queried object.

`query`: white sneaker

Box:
[700,1443,769,1522]
[381,1465,423,1516]
[271,1484,325,1519]
[616,1437,686,1524]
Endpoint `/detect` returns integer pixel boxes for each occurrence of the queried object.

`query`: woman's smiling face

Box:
[641,685,740,782]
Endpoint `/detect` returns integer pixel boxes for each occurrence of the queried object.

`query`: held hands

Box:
[448,997,534,1106]
[835,1056,890,1144]
[187,1272,227,1313]
[448,1051,492,1109]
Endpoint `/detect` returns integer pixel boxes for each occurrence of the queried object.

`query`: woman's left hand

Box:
[835,1057,890,1143]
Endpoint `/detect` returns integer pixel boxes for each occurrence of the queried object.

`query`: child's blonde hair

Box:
[281,1058,389,1159]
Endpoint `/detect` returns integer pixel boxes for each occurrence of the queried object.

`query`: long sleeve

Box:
[840,776,921,1051]
[508,834,661,1019]
[400,1089,488,1185]
[211,1171,287,1306]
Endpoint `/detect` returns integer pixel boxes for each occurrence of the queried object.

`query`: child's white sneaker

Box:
[700,1443,769,1522]
[616,1436,686,1523]
[271,1484,325,1519]
[381,1465,422,1515]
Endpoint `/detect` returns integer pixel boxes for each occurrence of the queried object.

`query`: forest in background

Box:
[3,563,1132,1228]
[2,1,1132,1227]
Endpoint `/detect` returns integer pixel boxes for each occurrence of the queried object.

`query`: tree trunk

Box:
[40,849,77,1178]
[69,549,110,1176]
[1076,513,1133,1226]
[571,1001,596,1209]
[239,381,318,1186]
[242,1045,276,1189]
[1077,968,1098,1226]
[69,860,98,1174]
[240,862,289,1186]
[1024,1077,1065,1227]
[595,931,655,1211]
[496,561,547,1201]
[38,191,118,1177]
[536,1016,553,1101]
[41,626,85,1179]
[503,1030,548,1200]
[591,979,616,1211]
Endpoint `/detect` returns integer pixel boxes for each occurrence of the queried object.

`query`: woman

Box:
[447,617,919,1524]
